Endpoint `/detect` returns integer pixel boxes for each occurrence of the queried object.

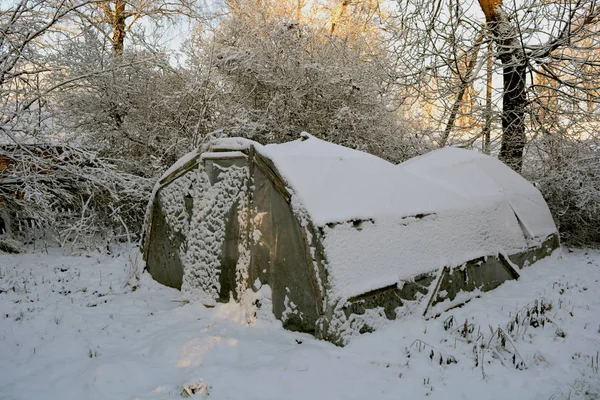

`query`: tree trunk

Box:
[296,0,303,21]
[498,58,526,171]
[482,40,493,154]
[478,0,527,171]
[112,0,127,54]
[330,0,349,34]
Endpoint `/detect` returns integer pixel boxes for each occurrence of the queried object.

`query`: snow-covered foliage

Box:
[526,141,600,248]
[53,33,204,177]
[184,2,429,164]
[0,145,152,249]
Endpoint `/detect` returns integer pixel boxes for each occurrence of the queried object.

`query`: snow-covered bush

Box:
[184,1,431,164]
[0,145,152,249]
[526,140,600,248]
[52,30,206,177]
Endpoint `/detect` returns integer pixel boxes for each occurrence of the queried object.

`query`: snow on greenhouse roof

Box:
[399,147,557,239]
[258,133,467,226]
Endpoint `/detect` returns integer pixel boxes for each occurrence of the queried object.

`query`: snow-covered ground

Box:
[1,246,599,400]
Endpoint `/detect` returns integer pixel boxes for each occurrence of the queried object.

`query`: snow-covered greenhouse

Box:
[141,133,559,345]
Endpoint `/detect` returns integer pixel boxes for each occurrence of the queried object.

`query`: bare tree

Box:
[72,0,205,54]
[1,0,91,138]
[392,0,600,170]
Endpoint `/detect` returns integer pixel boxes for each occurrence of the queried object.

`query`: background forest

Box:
[1,0,599,249]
